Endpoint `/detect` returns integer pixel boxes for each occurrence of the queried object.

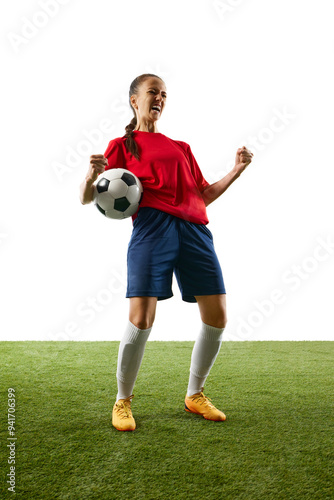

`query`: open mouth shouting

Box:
[151,104,162,114]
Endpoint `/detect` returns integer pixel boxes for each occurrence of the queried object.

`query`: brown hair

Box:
[124,73,165,160]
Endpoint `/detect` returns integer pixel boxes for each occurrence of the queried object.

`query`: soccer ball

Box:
[94,168,143,219]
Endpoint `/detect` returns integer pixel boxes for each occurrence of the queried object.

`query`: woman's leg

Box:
[116,297,157,400]
[187,294,227,396]
[129,296,158,330]
[195,293,227,329]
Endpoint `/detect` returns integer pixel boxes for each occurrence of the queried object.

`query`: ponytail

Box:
[124,116,139,160]
[124,73,164,161]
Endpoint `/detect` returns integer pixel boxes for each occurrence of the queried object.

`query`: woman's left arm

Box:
[201,146,254,207]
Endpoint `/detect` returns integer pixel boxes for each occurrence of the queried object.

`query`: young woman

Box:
[79,73,253,431]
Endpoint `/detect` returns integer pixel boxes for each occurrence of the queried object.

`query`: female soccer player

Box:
[79,73,253,431]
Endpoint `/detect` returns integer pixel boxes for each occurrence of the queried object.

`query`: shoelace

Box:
[190,392,215,408]
[115,397,133,419]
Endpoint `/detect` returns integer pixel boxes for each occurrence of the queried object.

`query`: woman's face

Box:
[131,77,167,125]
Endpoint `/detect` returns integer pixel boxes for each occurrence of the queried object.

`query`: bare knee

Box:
[205,313,227,329]
[200,312,227,329]
[130,315,155,330]
[216,309,228,329]
[129,297,157,330]
[195,294,228,329]
[217,316,228,329]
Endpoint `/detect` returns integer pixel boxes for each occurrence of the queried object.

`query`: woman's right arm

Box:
[79,154,108,204]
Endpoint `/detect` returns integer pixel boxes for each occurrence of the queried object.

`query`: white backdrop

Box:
[1,0,333,341]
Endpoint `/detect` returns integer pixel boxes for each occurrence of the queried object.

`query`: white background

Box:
[1,0,333,341]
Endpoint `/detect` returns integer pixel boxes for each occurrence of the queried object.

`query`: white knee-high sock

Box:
[187,321,225,397]
[116,321,152,401]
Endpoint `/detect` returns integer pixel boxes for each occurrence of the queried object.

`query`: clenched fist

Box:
[86,154,108,183]
[234,146,254,176]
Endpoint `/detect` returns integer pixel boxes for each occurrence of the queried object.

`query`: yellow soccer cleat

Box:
[185,389,226,421]
[112,395,136,431]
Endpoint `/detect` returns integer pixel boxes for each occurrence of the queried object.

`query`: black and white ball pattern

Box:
[94,168,143,219]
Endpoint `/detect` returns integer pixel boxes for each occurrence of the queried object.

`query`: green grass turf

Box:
[0,342,333,499]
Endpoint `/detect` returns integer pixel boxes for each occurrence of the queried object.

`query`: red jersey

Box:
[103,130,210,225]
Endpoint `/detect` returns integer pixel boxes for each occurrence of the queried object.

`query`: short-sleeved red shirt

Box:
[103,130,210,225]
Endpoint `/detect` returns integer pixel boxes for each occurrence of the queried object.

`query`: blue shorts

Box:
[126,208,226,303]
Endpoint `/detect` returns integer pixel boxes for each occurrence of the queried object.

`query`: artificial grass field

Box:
[0,342,333,499]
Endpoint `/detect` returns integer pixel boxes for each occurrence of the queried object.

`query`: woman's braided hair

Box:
[124,73,165,161]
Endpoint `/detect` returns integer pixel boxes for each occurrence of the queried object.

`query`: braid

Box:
[124,73,165,161]
[125,116,139,160]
